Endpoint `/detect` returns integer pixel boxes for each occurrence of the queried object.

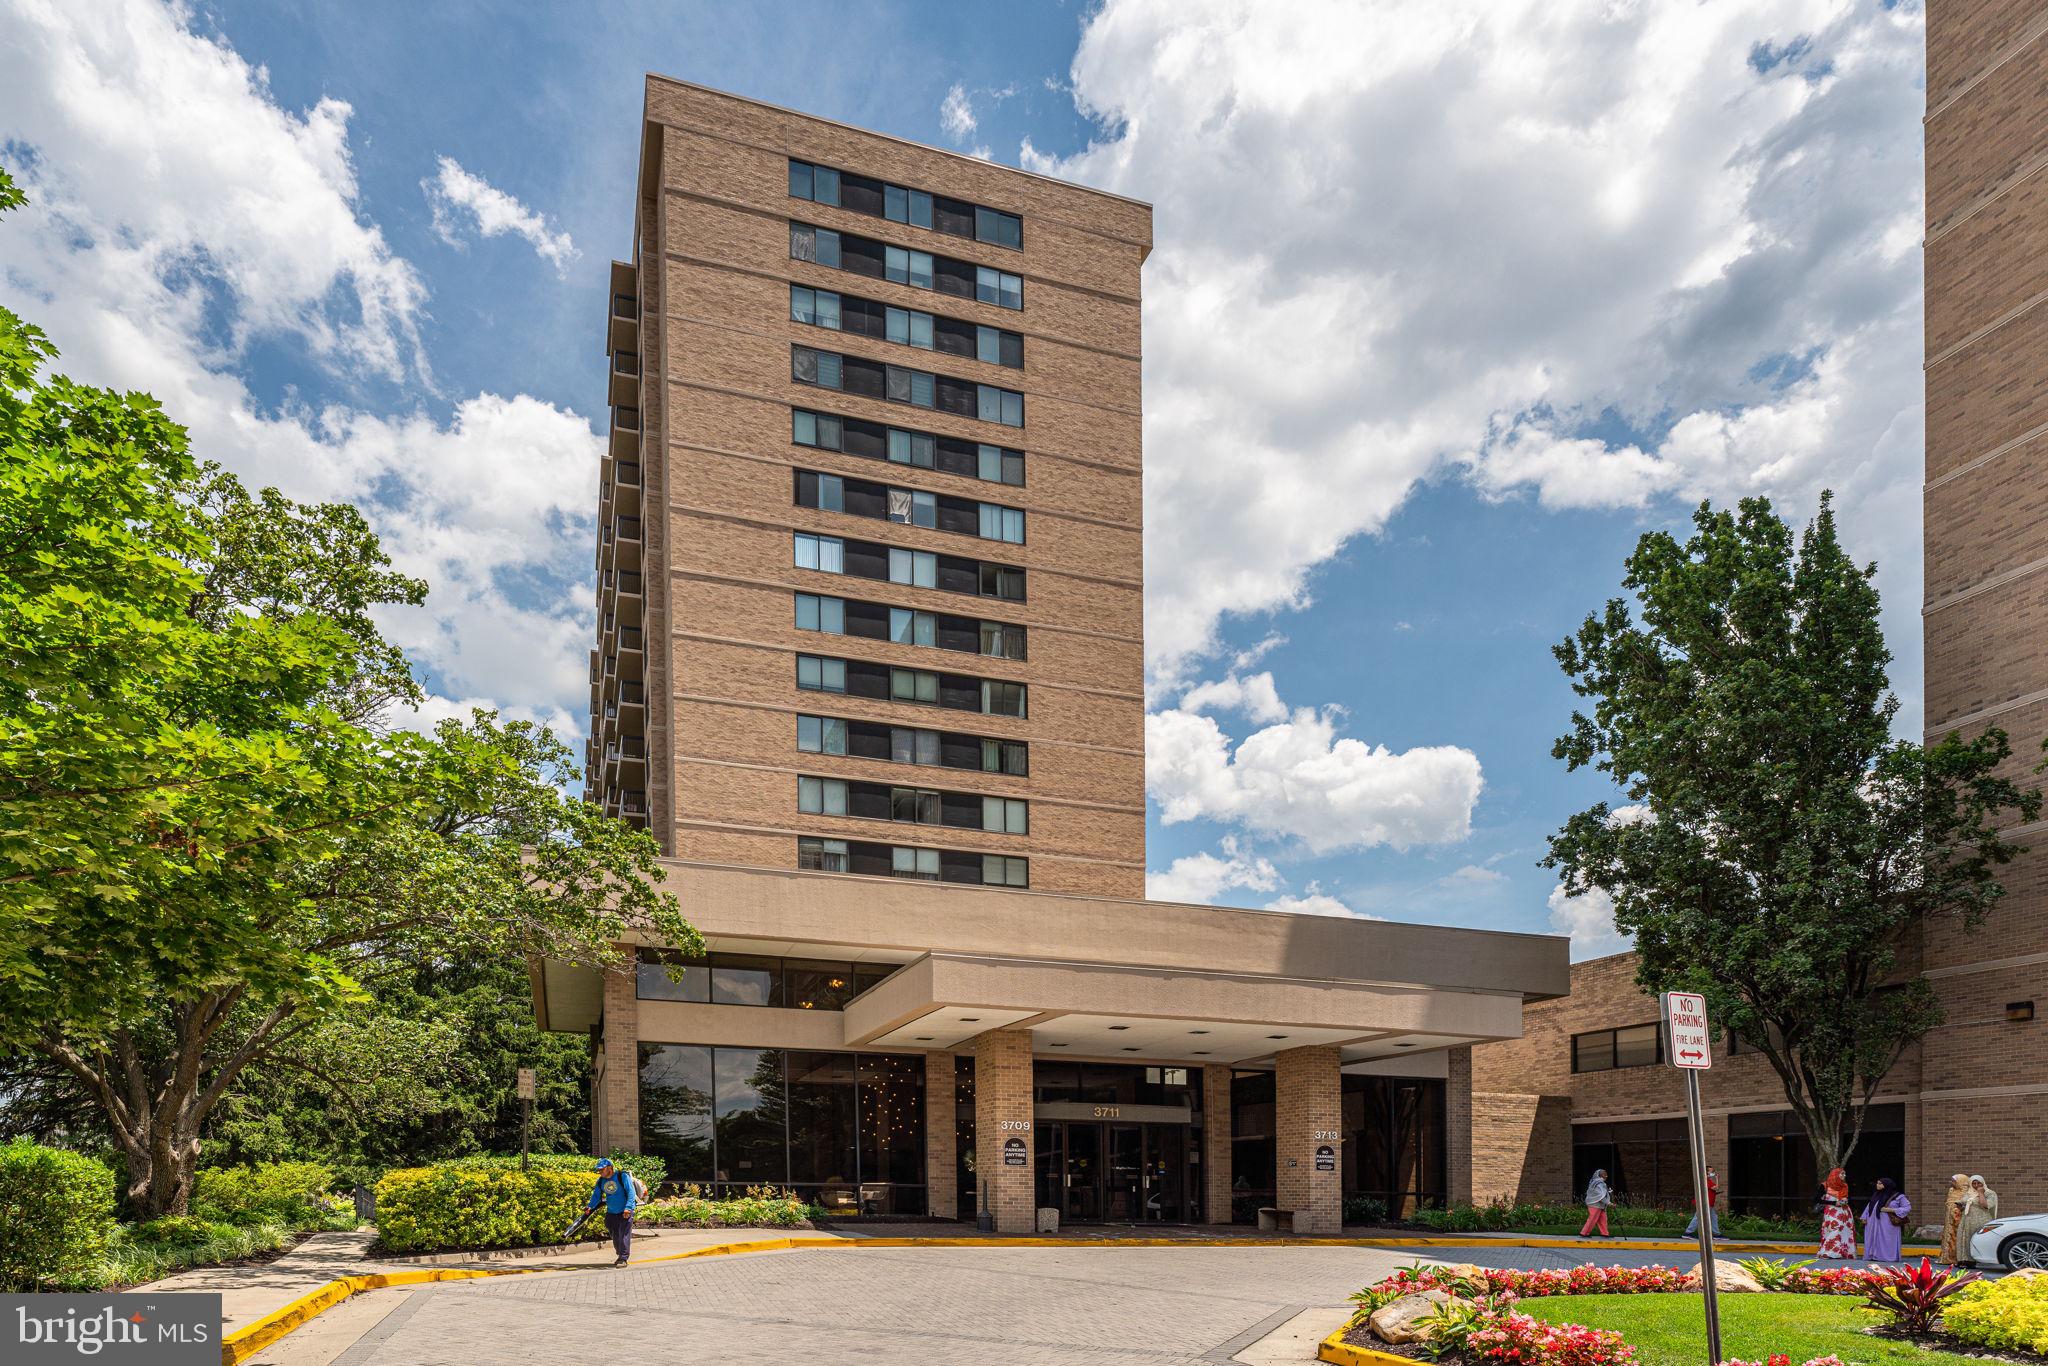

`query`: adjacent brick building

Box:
[539,76,1569,1233]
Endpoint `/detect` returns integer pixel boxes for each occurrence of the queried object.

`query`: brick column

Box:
[1203,1063,1233,1224]
[973,1029,1036,1232]
[1446,1046,1474,1207]
[601,957,641,1153]
[1274,1045,1343,1234]
[925,1053,957,1220]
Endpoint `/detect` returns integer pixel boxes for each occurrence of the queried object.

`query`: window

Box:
[791,285,841,330]
[891,727,942,766]
[978,565,1025,602]
[979,622,1026,659]
[790,222,841,268]
[795,471,844,513]
[884,487,936,528]
[888,428,935,469]
[794,533,844,574]
[981,854,1028,887]
[976,504,1025,544]
[795,593,845,634]
[975,326,1023,369]
[788,160,840,205]
[888,607,935,647]
[981,796,1028,835]
[891,846,940,880]
[884,364,935,409]
[798,837,849,872]
[891,667,939,703]
[976,385,1024,427]
[888,547,937,588]
[792,345,843,390]
[798,776,849,816]
[981,738,1028,776]
[884,183,933,228]
[982,679,1027,717]
[886,307,934,349]
[797,654,846,693]
[793,409,843,450]
[1571,1022,1664,1074]
[890,787,939,824]
[974,205,1023,249]
[975,266,1023,310]
[636,950,709,1002]
[977,444,1025,486]
[884,245,934,289]
[797,715,849,756]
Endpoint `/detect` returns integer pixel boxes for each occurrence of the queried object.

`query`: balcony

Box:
[610,405,640,461]
[614,625,644,654]
[616,679,646,708]
[608,260,638,353]
[616,569,643,596]
[610,349,640,408]
[618,790,648,818]
[614,461,642,489]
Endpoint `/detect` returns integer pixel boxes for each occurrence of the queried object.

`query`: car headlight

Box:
[1978,1222,2002,1233]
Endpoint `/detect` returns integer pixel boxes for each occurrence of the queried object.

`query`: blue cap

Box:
[595,1159,613,1171]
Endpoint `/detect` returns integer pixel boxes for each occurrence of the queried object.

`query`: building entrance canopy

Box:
[842,951,1525,1065]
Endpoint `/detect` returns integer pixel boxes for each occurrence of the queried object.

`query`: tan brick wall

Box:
[1274,1045,1343,1234]
[1203,1063,1233,1225]
[1472,1092,1573,1204]
[601,956,641,1154]
[973,1030,1037,1233]
[1927,0,2048,110]
[925,1053,957,1217]
[1446,1047,1474,1207]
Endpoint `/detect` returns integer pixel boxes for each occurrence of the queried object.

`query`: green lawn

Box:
[1521,1292,1980,1366]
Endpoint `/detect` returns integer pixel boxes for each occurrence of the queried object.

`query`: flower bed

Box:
[1943,1273,2048,1357]
[635,1186,822,1230]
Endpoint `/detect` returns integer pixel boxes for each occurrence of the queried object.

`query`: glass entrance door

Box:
[1143,1125,1186,1222]
[1063,1122,1103,1221]
[1105,1125,1144,1220]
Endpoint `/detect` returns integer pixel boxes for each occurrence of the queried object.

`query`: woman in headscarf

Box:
[1579,1168,1612,1238]
[1817,1167,1857,1259]
[1941,1173,1974,1263]
[1859,1177,1911,1263]
[1959,1176,1999,1265]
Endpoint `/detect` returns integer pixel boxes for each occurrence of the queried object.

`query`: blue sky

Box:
[0,1,1928,954]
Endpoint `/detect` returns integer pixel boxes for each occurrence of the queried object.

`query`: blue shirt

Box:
[588,1171,638,1214]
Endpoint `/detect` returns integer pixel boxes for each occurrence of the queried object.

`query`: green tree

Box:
[1546,495,2039,1175]
[0,166,697,1215]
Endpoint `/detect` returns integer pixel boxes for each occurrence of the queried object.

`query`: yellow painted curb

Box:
[1319,1324,1411,1366]
[220,1266,540,1365]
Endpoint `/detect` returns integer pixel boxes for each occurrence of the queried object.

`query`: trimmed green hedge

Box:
[0,1139,117,1290]
[192,1161,345,1228]
[437,1151,667,1189]
[375,1165,598,1253]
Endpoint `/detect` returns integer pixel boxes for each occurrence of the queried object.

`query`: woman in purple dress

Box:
[1860,1177,1911,1262]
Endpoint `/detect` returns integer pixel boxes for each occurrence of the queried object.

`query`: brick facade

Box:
[1202,1063,1233,1225]
[600,957,641,1154]
[1273,1046,1343,1234]
[925,1052,957,1219]
[974,1030,1036,1233]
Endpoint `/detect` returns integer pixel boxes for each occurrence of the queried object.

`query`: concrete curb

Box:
[218,1230,1946,1362]
[1317,1325,1409,1366]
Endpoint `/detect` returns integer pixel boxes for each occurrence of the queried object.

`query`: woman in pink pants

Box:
[1580,1170,1612,1237]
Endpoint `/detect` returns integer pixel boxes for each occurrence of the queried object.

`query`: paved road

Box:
[325,1245,1418,1366]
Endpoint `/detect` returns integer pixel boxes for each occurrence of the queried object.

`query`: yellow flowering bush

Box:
[375,1166,592,1253]
[1943,1273,2048,1356]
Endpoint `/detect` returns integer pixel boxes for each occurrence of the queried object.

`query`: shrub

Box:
[636,1186,815,1230]
[1860,1256,1980,1335]
[374,1164,597,1253]
[104,1219,293,1289]
[438,1152,668,1191]
[193,1161,346,1228]
[131,1216,232,1250]
[1408,1199,1814,1239]
[1344,1194,1389,1226]
[0,1139,118,1290]
[1943,1273,2048,1356]
[1355,1262,1689,1307]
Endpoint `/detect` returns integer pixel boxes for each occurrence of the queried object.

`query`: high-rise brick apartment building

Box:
[1469,1,2048,1239]
[537,76,1565,1233]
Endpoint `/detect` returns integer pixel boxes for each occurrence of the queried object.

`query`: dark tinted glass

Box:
[639,1043,714,1182]
[859,1053,926,1184]
[785,1050,858,1191]
[712,1047,787,1185]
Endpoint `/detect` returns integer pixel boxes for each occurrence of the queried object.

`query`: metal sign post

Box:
[1663,992,1720,1366]
[516,1067,537,1173]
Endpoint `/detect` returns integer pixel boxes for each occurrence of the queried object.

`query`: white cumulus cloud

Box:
[1266,886,1373,918]
[939,83,977,139]
[1547,883,1630,960]
[1147,698,1483,853]
[1179,671,1288,725]
[1145,839,1279,903]
[1026,0,1926,703]
[423,155,579,276]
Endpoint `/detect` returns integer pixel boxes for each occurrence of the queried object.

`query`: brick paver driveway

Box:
[331,1245,1416,1365]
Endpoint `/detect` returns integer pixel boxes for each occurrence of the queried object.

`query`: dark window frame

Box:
[789,158,1023,252]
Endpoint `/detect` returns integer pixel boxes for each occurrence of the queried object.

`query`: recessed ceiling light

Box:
[959,1017,979,1022]
[1393,1043,1414,1048]
[1192,1051,1210,1056]
[914,1036,934,1042]
[1189,1029,1210,1035]
[1049,1042,1068,1047]
[1121,1047,1139,1052]
[1108,1025,1130,1031]
[1267,1034,1288,1040]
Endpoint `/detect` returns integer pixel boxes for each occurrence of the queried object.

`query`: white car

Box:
[1971,1212,2048,1270]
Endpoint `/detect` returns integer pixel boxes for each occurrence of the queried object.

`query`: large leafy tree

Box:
[0,168,696,1215]
[1547,495,2039,1175]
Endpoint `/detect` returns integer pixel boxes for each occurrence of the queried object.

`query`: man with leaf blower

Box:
[576,1157,641,1266]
